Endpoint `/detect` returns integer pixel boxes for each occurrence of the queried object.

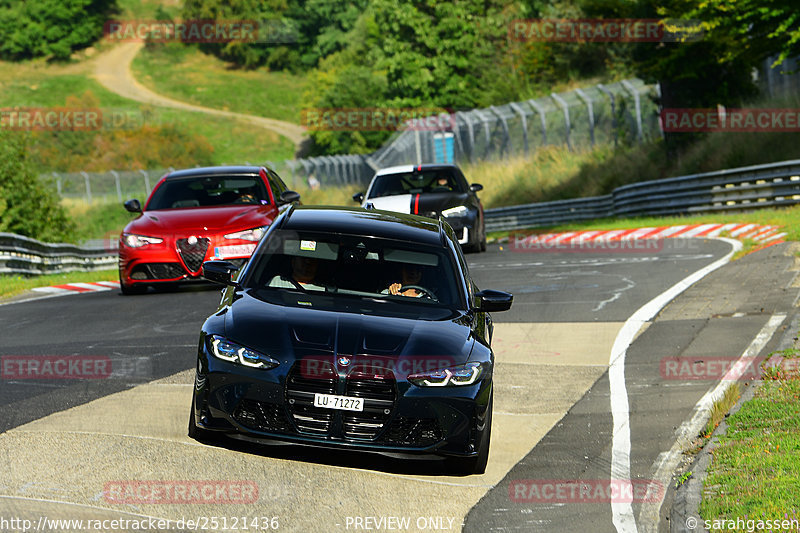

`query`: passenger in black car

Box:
[269,256,325,291]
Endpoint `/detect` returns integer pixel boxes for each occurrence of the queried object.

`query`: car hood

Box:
[367,192,471,215]
[125,205,274,235]
[221,292,476,372]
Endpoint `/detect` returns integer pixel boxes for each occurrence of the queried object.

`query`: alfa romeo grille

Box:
[176,237,210,273]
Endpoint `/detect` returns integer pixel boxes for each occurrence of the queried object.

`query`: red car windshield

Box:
[146,175,270,210]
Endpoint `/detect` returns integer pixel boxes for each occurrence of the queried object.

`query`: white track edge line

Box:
[637,312,786,533]
[610,237,742,533]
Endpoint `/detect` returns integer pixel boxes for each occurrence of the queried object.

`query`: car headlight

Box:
[408,362,485,387]
[224,226,268,241]
[442,206,469,217]
[208,335,279,370]
[122,234,163,248]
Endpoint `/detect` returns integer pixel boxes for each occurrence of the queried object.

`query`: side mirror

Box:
[352,192,364,203]
[469,183,483,193]
[124,199,142,213]
[474,289,513,312]
[202,261,239,286]
[279,190,301,205]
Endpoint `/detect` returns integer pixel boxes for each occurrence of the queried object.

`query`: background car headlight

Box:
[122,234,163,248]
[408,362,485,387]
[442,206,469,217]
[209,335,279,370]
[224,226,268,241]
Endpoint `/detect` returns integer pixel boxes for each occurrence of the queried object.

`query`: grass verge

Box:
[132,43,308,124]
[0,269,118,301]
[0,56,294,170]
[699,363,800,530]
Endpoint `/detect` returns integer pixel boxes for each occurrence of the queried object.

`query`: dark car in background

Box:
[118,166,299,295]
[189,205,512,474]
[353,164,487,252]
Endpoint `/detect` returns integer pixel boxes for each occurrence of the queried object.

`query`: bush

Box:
[0,130,75,242]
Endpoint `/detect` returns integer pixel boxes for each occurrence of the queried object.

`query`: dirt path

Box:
[92,42,307,151]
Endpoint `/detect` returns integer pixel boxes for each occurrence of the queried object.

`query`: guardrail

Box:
[0,233,116,276]
[6,159,800,277]
[484,159,800,232]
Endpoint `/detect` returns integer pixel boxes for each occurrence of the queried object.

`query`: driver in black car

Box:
[386,263,425,297]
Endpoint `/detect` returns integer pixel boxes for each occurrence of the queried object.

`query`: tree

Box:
[0,0,118,60]
[181,0,295,69]
[0,130,75,242]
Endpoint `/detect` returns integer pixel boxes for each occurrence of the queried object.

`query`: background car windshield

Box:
[246,230,462,308]
[368,169,466,198]
[146,175,270,210]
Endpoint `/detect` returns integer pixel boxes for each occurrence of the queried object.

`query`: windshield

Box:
[243,229,464,309]
[146,175,270,210]
[367,169,466,198]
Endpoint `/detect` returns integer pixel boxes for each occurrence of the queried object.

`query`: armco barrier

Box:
[484,159,800,232]
[7,160,800,276]
[0,233,116,276]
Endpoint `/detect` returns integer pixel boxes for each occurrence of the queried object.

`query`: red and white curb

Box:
[503,223,786,246]
[31,281,120,295]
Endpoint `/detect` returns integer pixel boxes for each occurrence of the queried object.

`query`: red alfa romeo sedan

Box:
[118,166,300,295]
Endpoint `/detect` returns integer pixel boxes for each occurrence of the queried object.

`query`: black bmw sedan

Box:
[189,205,512,474]
[353,164,487,253]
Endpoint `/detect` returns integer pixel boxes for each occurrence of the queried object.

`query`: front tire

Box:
[119,277,147,295]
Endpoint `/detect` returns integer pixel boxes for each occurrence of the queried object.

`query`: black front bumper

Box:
[192,354,491,458]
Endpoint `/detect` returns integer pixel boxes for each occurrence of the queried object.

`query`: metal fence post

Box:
[527,99,547,146]
[551,93,572,151]
[489,106,510,158]
[111,170,122,203]
[81,171,92,205]
[621,80,643,143]
[52,172,61,196]
[509,102,529,155]
[597,84,617,147]
[140,170,151,196]
[575,88,595,147]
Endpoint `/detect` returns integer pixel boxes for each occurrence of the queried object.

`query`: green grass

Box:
[0,57,294,169]
[116,0,182,19]
[132,43,308,124]
[700,374,800,531]
[0,270,118,300]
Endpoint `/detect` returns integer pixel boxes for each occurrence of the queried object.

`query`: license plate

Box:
[214,244,256,259]
[313,393,363,412]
